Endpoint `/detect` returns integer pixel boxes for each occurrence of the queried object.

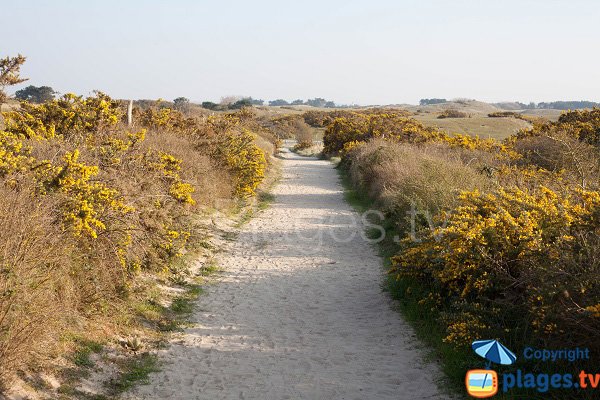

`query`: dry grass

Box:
[414,113,531,140]
[520,108,563,121]
[258,101,563,141]
[142,130,234,206]
[0,187,72,385]
[294,119,314,145]
[347,139,491,231]
[514,130,600,189]
[408,100,534,140]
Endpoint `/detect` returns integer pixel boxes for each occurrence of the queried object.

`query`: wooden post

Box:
[127,100,133,127]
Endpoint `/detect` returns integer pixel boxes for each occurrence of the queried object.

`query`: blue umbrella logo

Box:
[472,339,517,369]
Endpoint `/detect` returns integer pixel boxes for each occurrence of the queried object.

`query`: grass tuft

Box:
[110,353,160,394]
[72,339,104,368]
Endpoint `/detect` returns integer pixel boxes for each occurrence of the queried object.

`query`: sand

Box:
[125,148,449,400]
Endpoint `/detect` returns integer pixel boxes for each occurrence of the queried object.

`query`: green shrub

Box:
[437,109,468,119]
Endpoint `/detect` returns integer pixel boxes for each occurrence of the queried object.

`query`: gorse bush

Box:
[213,128,267,197]
[136,103,269,197]
[323,110,514,159]
[437,109,468,119]
[514,107,600,148]
[489,111,517,117]
[303,108,412,129]
[333,108,600,366]
[0,91,274,384]
[323,111,443,155]
[512,108,600,189]
[4,92,121,139]
[394,185,600,347]
[551,108,600,146]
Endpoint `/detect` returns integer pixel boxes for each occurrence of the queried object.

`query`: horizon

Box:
[2,0,600,105]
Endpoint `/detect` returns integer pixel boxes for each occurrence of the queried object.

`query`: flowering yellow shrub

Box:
[169,181,196,205]
[137,104,196,134]
[331,106,600,362]
[3,92,121,140]
[145,106,175,127]
[341,140,364,156]
[136,103,270,198]
[587,304,600,318]
[323,112,444,155]
[142,151,196,205]
[160,228,191,258]
[0,59,279,379]
[48,150,133,238]
[0,93,201,281]
[98,129,146,166]
[393,184,600,347]
[0,130,31,175]
[442,133,517,159]
[322,110,517,160]
[443,312,490,347]
[515,108,600,146]
[215,129,266,197]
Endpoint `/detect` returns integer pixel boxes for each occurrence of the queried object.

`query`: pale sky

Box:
[2,0,599,105]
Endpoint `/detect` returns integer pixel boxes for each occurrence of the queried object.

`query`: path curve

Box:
[126,149,448,400]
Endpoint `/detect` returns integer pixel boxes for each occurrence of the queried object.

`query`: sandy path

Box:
[126,149,448,400]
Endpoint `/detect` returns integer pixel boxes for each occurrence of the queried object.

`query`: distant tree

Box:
[269,99,290,106]
[230,98,253,109]
[14,85,57,103]
[517,102,537,110]
[291,99,304,105]
[0,54,28,107]
[324,101,336,108]
[453,98,475,105]
[245,97,264,106]
[202,101,219,110]
[306,98,327,107]
[173,97,191,112]
[493,101,538,111]
[537,101,599,110]
[419,98,447,106]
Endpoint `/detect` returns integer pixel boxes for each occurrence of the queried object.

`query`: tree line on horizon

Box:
[5,86,343,110]
[420,97,600,110]
[201,96,341,110]
[8,84,600,112]
[511,100,600,110]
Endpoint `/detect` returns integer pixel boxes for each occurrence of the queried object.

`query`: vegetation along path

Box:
[125,148,448,400]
